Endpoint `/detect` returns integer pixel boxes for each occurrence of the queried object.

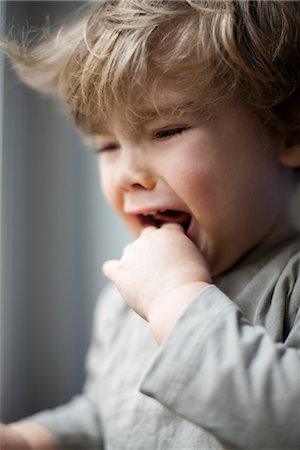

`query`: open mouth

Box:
[138,209,192,233]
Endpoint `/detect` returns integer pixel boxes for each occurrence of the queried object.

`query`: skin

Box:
[98,101,296,343]
[0,422,58,449]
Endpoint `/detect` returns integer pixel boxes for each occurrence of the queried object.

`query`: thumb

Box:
[102,259,119,280]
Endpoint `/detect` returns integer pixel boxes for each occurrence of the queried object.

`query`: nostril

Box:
[129,174,157,191]
[116,163,156,191]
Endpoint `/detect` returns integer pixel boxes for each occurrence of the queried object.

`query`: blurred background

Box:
[0,1,130,422]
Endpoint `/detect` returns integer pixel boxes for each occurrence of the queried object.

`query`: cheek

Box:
[175,161,218,208]
[98,161,138,235]
[98,161,118,208]
[100,175,112,204]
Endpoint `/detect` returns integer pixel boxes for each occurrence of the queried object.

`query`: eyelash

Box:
[153,126,190,140]
[96,126,190,153]
[97,143,119,154]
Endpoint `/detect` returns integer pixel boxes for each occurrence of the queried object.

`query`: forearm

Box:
[147,281,210,344]
[141,286,300,449]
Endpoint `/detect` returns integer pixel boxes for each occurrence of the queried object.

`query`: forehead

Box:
[88,89,213,142]
[84,94,180,135]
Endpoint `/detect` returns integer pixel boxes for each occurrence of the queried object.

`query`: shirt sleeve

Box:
[25,287,111,450]
[140,285,300,450]
[27,394,103,449]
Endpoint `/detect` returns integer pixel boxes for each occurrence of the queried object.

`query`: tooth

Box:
[143,211,158,216]
[142,211,156,216]
[142,209,167,216]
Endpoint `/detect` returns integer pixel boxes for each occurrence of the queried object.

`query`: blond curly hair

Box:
[3,0,300,138]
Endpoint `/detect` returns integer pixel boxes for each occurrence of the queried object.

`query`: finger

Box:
[102,259,119,279]
[160,222,185,232]
[141,225,157,235]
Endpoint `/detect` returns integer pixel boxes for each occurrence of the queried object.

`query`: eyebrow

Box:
[139,103,187,118]
[82,134,111,151]
[82,100,200,144]
[140,99,206,125]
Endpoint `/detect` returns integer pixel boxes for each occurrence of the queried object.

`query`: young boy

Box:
[1,1,300,449]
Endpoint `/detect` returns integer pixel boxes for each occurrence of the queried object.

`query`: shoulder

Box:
[221,233,300,341]
[270,234,300,298]
[278,246,300,329]
[265,235,300,342]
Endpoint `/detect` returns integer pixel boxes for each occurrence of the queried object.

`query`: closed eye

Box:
[97,143,119,153]
[153,126,190,140]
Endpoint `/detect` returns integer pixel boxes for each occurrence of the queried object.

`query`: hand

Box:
[0,422,58,450]
[103,223,212,342]
[0,424,31,449]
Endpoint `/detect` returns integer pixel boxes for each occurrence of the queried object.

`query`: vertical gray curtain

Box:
[0,1,129,422]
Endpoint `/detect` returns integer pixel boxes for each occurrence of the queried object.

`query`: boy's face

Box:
[95,102,293,276]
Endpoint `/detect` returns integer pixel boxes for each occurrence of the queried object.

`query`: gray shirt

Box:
[30,234,300,449]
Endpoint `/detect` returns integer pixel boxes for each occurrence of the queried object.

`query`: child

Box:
[1,0,300,448]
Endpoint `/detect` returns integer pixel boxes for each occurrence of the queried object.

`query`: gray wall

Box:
[0,1,130,422]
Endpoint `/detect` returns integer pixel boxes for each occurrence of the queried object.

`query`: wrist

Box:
[0,424,32,450]
[147,281,210,344]
[7,422,58,450]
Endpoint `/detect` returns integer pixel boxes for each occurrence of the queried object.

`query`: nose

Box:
[115,148,156,191]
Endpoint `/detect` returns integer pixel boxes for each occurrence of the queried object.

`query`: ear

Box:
[278,140,300,168]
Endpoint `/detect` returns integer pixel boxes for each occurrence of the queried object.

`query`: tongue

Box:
[154,210,191,228]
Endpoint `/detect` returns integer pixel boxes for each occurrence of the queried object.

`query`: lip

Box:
[124,206,176,216]
[123,192,190,217]
[185,215,197,243]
